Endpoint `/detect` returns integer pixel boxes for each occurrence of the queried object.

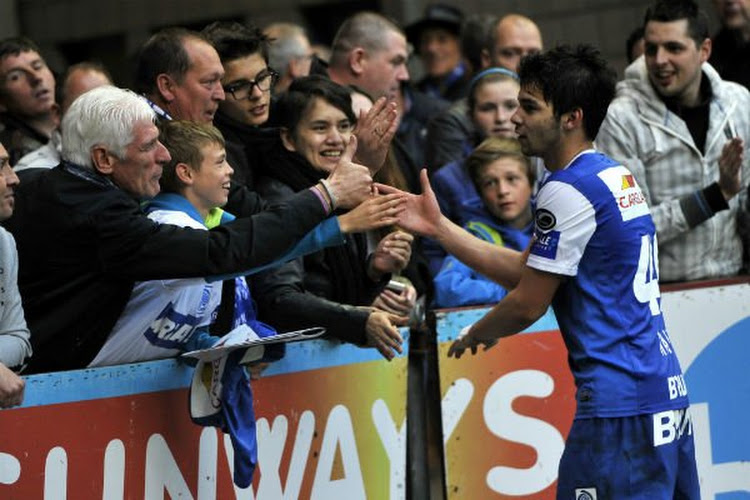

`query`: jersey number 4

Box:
[633,234,661,316]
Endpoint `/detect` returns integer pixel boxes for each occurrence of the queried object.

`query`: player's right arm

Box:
[377,170,525,289]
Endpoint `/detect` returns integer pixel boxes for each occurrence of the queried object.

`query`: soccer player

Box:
[384,44,699,498]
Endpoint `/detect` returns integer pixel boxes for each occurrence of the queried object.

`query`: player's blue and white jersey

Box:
[527,151,689,418]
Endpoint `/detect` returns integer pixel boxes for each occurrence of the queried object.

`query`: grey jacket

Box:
[0,227,32,369]
[596,58,750,282]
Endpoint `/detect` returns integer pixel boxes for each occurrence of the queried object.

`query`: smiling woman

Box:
[249,75,410,361]
[281,97,354,173]
[275,75,357,174]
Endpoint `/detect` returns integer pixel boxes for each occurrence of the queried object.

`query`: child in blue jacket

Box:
[433,137,535,308]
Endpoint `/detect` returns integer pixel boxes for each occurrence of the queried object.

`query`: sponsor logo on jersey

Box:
[575,487,597,500]
[144,302,201,349]
[653,408,692,447]
[667,374,688,400]
[531,229,560,260]
[598,166,650,222]
[535,208,557,231]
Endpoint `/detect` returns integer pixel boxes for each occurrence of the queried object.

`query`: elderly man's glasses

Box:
[224,69,279,100]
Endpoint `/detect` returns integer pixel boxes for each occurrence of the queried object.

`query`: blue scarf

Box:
[146,193,272,488]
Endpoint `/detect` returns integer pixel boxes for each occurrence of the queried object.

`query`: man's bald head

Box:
[483,14,543,72]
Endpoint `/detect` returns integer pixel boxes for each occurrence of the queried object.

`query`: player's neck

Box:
[544,138,594,172]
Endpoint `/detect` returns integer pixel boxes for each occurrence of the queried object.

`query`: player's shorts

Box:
[556,408,699,500]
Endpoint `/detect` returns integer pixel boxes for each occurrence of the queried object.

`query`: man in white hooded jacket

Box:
[596,0,750,282]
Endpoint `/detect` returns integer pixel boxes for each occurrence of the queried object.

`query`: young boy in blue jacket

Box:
[433,137,534,308]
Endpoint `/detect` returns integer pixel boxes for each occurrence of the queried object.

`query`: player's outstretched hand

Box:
[353,97,398,174]
[323,135,372,209]
[375,169,443,238]
[337,193,405,233]
[447,326,498,359]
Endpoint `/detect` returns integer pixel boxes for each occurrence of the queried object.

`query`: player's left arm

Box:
[448,263,562,358]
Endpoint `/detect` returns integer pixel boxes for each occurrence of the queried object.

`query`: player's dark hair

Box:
[517,44,617,140]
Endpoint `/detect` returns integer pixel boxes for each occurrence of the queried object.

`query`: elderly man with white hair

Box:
[6,85,378,373]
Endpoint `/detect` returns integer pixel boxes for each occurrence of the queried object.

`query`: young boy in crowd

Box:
[433,137,534,308]
[89,120,400,367]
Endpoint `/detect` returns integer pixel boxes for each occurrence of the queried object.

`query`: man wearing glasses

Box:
[134,26,272,206]
[202,21,278,192]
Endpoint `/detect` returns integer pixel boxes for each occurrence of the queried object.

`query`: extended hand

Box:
[365,310,406,361]
[375,169,444,238]
[337,193,405,233]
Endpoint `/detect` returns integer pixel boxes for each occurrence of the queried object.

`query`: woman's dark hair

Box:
[275,75,356,133]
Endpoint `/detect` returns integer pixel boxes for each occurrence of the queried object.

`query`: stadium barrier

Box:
[434,278,750,499]
[0,334,410,499]
[1,278,749,499]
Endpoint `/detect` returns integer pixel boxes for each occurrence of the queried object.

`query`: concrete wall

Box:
[0,1,20,38]
[8,0,720,82]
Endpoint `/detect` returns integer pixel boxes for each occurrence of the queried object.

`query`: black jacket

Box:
[251,141,387,345]
[425,97,477,171]
[710,28,750,90]
[6,162,327,372]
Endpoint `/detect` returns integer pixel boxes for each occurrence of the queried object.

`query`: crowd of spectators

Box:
[0,0,747,410]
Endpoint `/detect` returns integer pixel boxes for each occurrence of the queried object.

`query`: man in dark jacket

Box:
[5,86,373,373]
[709,0,750,89]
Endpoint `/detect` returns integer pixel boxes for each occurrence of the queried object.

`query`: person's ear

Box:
[175,162,194,185]
[289,59,304,79]
[156,73,177,103]
[480,48,492,70]
[280,128,297,152]
[349,48,367,76]
[91,146,114,175]
[699,37,711,64]
[562,108,583,131]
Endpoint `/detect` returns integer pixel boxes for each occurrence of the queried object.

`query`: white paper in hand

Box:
[182,325,326,362]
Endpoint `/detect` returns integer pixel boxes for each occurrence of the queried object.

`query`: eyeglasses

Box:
[223,69,279,100]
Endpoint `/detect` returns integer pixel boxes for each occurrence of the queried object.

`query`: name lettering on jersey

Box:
[653,408,692,447]
[144,303,201,349]
[597,166,650,222]
[667,374,688,400]
[657,329,674,356]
